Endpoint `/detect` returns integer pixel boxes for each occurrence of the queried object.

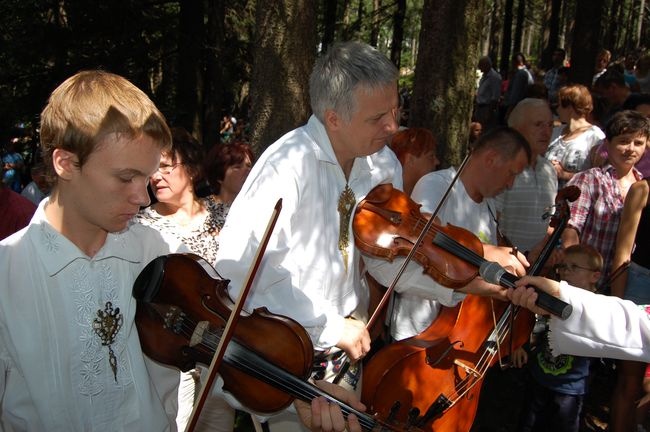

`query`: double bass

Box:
[354,184,578,431]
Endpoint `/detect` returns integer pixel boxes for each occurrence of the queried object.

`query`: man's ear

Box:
[324,109,341,131]
[51,148,78,181]
[590,270,602,286]
[483,148,498,169]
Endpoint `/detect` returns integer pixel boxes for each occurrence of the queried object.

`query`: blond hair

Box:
[564,244,603,272]
[40,70,171,180]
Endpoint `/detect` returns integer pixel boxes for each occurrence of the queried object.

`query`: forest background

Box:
[0,0,648,166]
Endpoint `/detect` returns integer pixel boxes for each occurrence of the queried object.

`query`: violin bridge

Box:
[453,359,480,378]
[189,321,209,347]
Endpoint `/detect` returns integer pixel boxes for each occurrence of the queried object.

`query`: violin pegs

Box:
[407,407,420,427]
[387,400,402,424]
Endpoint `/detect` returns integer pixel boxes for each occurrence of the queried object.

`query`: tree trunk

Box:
[410,0,487,167]
[321,0,337,53]
[488,0,502,66]
[605,0,621,51]
[500,0,514,74]
[390,0,406,68]
[203,0,226,149]
[176,0,204,138]
[569,0,606,87]
[369,0,382,47]
[513,0,526,54]
[248,0,317,155]
[540,0,562,70]
[636,0,646,48]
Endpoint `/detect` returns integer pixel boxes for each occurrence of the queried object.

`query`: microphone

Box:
[479,261,572,319]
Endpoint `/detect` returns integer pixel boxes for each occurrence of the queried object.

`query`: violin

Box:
[132,253,421,431]
[357,185,579,432]
[354,184,571,319]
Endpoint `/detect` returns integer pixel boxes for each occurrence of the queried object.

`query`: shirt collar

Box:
[27,199,143,276]
[304,114,373,175]
[603,163,642,179]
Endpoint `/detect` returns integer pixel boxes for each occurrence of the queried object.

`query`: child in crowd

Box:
[512,244,603,432]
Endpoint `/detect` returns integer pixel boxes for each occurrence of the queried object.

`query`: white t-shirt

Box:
[390,168,498,341]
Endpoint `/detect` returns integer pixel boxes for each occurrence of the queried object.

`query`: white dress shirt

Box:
[0,199,185,431]
[215,115,459,353]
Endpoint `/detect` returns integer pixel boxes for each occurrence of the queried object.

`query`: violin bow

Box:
[185,199,283,432]
[333,150,473,384]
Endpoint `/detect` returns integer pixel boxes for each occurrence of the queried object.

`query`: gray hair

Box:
[309,41,398,122]
[507,98,551,129]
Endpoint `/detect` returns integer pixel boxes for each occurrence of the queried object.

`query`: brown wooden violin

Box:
[357,184,580,432]
[354,183,572,319]
[132,253,422,431]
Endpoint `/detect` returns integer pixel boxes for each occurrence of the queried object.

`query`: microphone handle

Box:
[499,271,573,319]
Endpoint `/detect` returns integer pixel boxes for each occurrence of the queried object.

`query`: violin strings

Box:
[147,306,385,430]
[410,216,485,267]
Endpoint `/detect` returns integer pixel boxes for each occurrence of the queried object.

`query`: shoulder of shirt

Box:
[125,222,186,253]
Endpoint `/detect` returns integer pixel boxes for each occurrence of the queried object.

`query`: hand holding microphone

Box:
[479,261,572,319]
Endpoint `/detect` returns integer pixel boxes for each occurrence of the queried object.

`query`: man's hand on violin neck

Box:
[337,318,371,362]
[483,244,529,276]
[459,277,510,300]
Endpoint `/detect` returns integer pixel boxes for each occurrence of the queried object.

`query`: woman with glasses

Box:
[546,84,605,189]
[134,127,235,431]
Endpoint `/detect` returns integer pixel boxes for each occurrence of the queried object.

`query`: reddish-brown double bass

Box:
[354,184,578,431]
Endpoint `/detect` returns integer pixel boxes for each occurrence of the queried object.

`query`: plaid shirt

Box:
[567,165,642,275]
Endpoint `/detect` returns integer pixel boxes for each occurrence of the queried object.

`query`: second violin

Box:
[353,184,571,319]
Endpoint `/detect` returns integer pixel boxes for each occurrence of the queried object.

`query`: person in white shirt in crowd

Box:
[494,98,558,256]
[543,48,566,109]
[474,56,502,132]
[546,84,605,189]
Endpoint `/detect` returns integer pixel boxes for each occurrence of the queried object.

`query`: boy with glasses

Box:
[512,245,602,432]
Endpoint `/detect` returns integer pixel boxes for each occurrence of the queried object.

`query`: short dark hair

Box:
[204,142,254,194]
[605,110,650,141]
[473,126,532,164]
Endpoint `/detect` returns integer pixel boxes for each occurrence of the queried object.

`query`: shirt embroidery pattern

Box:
[337,185,356,273]
[74,262,131,395]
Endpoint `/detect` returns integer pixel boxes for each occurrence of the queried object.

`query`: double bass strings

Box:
[429,304,518,413]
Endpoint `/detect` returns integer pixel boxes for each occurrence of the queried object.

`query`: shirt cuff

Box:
[312,313,346,351]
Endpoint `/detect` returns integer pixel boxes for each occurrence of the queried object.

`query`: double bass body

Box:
[362,295,534,432]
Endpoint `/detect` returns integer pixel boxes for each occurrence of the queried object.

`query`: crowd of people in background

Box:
[467,46,650,432]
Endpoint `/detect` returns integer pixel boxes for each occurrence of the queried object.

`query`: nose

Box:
[384,109,400,134]
[150,170,163,181]
[131,182,151,208]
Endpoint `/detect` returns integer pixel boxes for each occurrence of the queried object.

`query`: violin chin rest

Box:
[133,255,168,303]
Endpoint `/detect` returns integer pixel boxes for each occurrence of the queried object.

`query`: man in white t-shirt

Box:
[391,127,531,340]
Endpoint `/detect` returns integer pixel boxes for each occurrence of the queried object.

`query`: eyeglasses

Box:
[156,163,183,175]
[555,263,599,273]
